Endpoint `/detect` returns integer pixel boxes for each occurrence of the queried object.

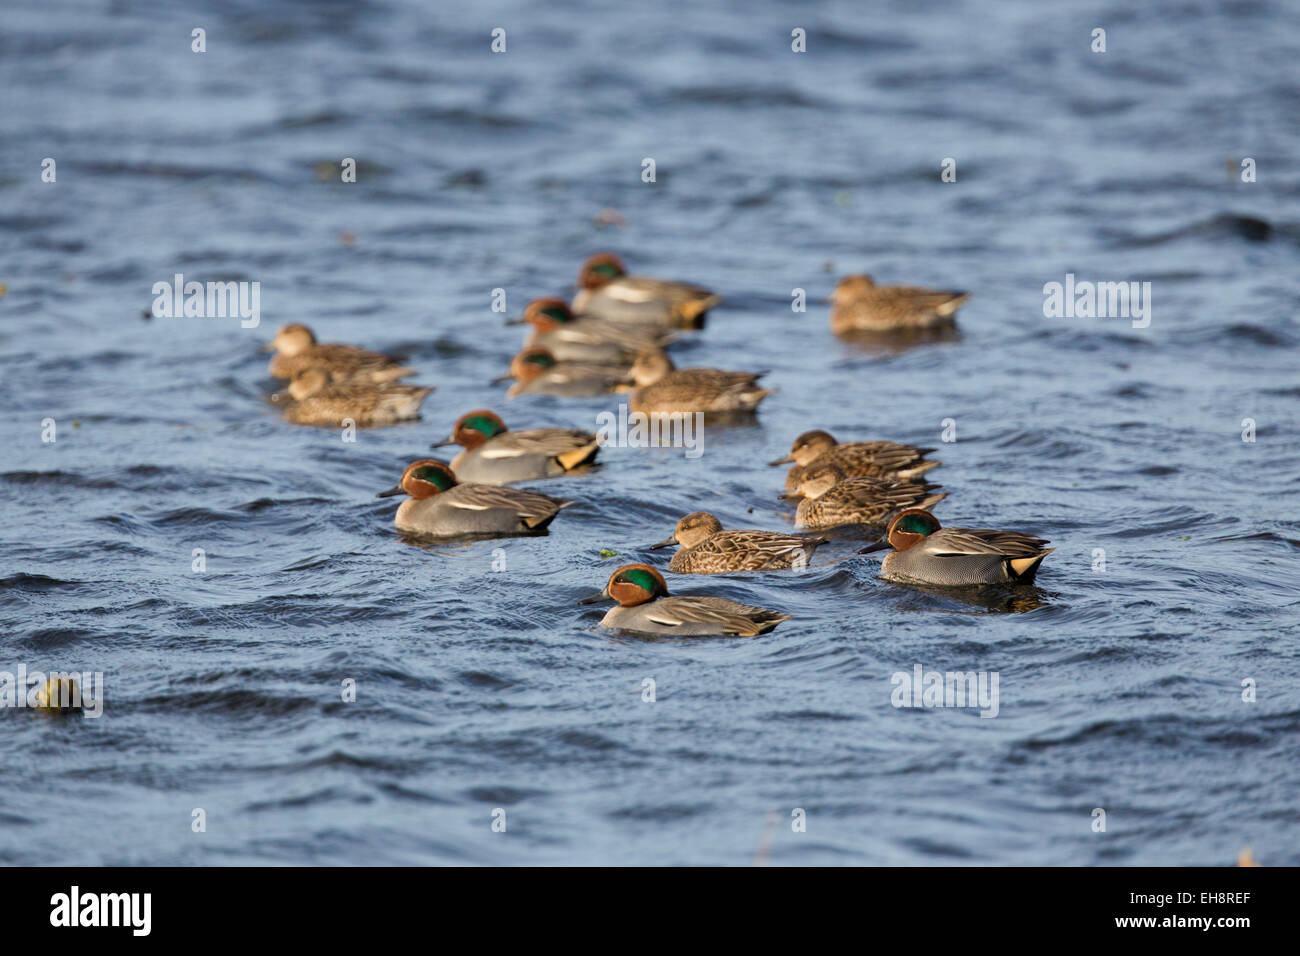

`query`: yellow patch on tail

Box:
[556,441,599,471]
[1009,548,1053,577]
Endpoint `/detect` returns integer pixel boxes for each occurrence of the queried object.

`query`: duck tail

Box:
[1008,548,1053,582]
[556,441,601,471]
[739,611,793,636]
[919,490,947,510]
[901,459,942,479]
[936,292,971,317]
[375,365,419,383]
[675,294,721,328]
[522,507,565,530]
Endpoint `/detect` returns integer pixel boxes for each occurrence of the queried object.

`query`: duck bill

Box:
[578,590,610,605]
[646,535,677,550]
[258,343,275,353]
[503,317,526,326]
[857,539,891,554]
[767,454,794,466]
[429,437,455,449]
[269,387,292,404]
[375,485,407,498]
[489,374,513,386]
[776,491,803,501]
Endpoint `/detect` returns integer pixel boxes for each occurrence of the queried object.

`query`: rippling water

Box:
[2,0,1297,865]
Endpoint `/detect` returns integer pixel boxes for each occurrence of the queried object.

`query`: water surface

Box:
[1,0,1297,865]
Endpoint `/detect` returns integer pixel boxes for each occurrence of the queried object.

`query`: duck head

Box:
[376,459,458,500]
[287,367,332,400]
[578,253,628,291]
[492,347,558,387]
[648,511,723,550]
[768,429,837,466]
[831,275,876,305]
[579,564,670,607]
[780,458,846,500]
[858,508,942,554]
[433,410,507,450]
[629,348,675,386]
[508,298,575,332]
[267,323,317,356]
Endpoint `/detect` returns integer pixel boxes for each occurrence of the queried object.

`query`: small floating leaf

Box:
[599,548,617,558]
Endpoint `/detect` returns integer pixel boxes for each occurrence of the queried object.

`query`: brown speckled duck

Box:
[627,350,771,414]
[783,460,946,530]
[830,275,970,334]
[264,323,414,383]
[770,429,939,493]
[648,511,829,573]
[279,368,433,427]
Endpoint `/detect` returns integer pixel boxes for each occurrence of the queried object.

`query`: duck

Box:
[647,511,829,573]
[858,509,1053,585]
[495,347,630,397]
[579,564,791,636]
[627,350,771,414]
[572,253,720,330]
[782,460,946,530]
[830,275,970,334]
[279,368,433,427]
[507,297,675,364]
[430,409,601,484]
[264,323,415,382]
[769,429,939,493]
[376,459,572,537]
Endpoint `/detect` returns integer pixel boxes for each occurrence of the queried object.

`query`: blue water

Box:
[1,0,1297,865]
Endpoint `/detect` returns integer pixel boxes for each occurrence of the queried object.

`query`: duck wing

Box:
[550,362,631,384]
[610,276,717,305]
[646,596,791,636]
[482,429,600,458]
[668,368,764,389]
[443,483,573,521]
[828,476,941,507]
[928,527,1050,557]
[698,530,828,560]
[835,441,936,470]
[873,287,971,317]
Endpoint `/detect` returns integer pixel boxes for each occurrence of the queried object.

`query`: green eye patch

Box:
[413,466,454,490]
[618,568,660,594]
